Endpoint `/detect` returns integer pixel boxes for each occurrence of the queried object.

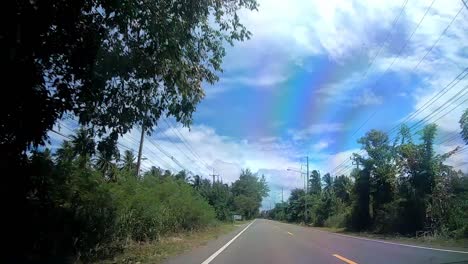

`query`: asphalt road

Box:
[165,219,468,264]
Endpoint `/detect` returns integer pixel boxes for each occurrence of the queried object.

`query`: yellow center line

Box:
[287,231,294,236]
[333,254,358,264]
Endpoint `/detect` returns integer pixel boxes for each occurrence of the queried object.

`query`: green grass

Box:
[313,227,468,250]
[97,222,242,264]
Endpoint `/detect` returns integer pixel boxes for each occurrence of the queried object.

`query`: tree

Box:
[231,169,269,219]
[333,175,352,205]
[121,150,136,174]
[2,2,259,258]
[71,128,96,168]
[309,170,322,196]
[209,181,234,221]
[350,164,371,231]
[357,129,396,227]
[313,173,335,226]
[144,166,162,179]
[460,108,468,144]
[287,188,306,222]
[175,170,191,182]
[192,175,202,190]
[2,0,259,158]
[267,116,468,237]
[322,173,333,195]
[95,149,117,181]
[55,141,75,166]
[418,124,438,195]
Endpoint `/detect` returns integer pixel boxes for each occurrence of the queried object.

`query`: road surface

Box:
[165,219,468,264]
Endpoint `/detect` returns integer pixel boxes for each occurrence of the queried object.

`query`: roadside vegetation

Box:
[24,133,268,262]
[99,221,240,264]
[266,109,468,242]
[2,0,261,262]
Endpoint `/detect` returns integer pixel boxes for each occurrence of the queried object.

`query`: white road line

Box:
[201,220,256,264]
[314,229,468,254]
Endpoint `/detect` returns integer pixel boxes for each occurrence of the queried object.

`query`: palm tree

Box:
[148,166,161,177]
[121,150,136,173]
[55,141,74,165]
[322,173,333,195]
[175,170,191,182]
[192,175,202,190]
[96,149,117,181]
[71,128,95,167]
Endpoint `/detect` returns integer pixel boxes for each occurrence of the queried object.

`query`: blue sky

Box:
[50,0,468,207]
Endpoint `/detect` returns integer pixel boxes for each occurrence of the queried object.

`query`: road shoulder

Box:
[164,221,253,264]
[98,222,249,264]
[276,221,468,252]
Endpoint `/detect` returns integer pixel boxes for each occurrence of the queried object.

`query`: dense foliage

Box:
[267,119,468,239]
[1,1,258,262]
[2,0,258,157]
[20,132,268,262]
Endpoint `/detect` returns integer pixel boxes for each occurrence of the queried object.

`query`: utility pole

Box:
[301,164,306,190]
[136,125,145,177]
[351,155,360,170]
[210,168,219,185]
[306,156,309,193]
[281,187,284,203]
[305,156,309,223]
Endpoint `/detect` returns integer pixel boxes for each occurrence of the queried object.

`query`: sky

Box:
[50,0,468,209]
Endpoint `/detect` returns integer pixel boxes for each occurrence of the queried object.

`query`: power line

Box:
[124,132,178,172]
[158,122,207,175]
[330,1,461,175]
[438,133,463,146]
[428,92,468,124]
[409,84,468,131]
[369,0,437,89]
[331,69,467,175]
[360,0,410,80]
[461,0,468,10]
[164,119,213,172]
[388,69,468,137]
[50,127,160,172]
[412,5,464,71]
[55,120,178,172]
[142,133,192,173]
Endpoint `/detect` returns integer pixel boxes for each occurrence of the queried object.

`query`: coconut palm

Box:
[55,141,75,165]
[191,175,202,190]
[71,128,95,167]
[96,149,118,181]
[121,150,136,173]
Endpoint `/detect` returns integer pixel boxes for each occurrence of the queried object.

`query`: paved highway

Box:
[166,219,468,264]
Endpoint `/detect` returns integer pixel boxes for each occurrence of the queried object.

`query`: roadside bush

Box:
[372,201,400,234]
[25,151,217,262]
[324,210,350,228]
[26,153,119,261]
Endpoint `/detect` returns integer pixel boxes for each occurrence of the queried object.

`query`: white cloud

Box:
[353,89,383,106]
[288,123,344,141]
[311,140,331,152]
[221,72,288,88]
[323,148,363,176]
[435,139,467,172]
[216,0,468,109]
[406,74,468,133]
[237,0,406,62]
[114,122,366,205]
[118,124,300,182]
